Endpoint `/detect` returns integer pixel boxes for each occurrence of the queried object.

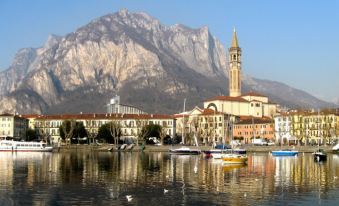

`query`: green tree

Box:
[140,124,162,144]
[26,128,36,141]
[97,123,113,143]
[73,122,87,144]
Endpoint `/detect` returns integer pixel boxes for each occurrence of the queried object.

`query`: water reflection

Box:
[0,151,339,205]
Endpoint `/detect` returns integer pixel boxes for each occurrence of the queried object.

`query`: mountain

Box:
[0,9,336,115]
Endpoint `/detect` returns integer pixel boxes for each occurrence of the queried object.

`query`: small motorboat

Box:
[222,153,248,164]
[169,147,201,155]
[332,144,339,154]
[271,150,298,157]
[313,149,327,162]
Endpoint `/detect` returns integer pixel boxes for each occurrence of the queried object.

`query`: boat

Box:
[332,143,339,154]
[221,122,248,164]
[0,140,53,152]
[313,149,327,162]
[312,110,327,162]
[203,148,247,159]
[169,147,201,155]
[271,150,298,156]
[222,153,248,164]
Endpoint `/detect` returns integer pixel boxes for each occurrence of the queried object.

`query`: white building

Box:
[107,95,146,114]
[0,114,28,140]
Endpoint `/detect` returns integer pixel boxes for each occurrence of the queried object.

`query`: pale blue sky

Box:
[1,0,338,102]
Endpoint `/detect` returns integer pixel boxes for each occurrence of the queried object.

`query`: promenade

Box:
[56,144,335,153]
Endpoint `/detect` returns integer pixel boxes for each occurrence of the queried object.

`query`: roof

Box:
[231,28,239,48]
[241,92,267,97]
[24,113,174,120]
[205,96,248,103]
[235,117,273,125]
[200,108,224,115]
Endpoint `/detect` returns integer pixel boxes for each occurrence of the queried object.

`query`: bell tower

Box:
[229,28,242,97]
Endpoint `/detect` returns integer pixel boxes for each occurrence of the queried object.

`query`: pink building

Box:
[233,116,274,144]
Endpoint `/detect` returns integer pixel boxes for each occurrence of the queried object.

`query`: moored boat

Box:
[313,149,327,162]
[222,153,248,164]
[203,148,247,159]
[0,140,53,152]
[271,150,298,156]
[169,147,201,155]
[332,143,339,154]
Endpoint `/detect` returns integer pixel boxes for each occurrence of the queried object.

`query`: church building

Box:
[203,29,277,118]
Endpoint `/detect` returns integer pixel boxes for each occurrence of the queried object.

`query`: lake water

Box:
[0,151,339,205]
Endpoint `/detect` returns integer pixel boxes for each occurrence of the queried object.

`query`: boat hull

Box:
[0,140,53,152]
[314,153,327,162]
[222,154,248,164]
[272,151,298,156]
[169,147,201,155]
[0,147,53,152]
[203,149,247,158]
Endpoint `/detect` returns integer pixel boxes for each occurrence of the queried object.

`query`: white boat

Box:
[203,148,247,159]
[0,140,53,152]
[169,147,201,155]
[332,143,339,153]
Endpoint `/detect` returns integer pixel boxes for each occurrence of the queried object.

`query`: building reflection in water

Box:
[0,151,339,205]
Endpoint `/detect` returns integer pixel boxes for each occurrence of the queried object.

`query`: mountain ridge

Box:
[0,9,336,114]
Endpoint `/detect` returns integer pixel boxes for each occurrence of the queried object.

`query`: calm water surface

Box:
[0,151,339,205]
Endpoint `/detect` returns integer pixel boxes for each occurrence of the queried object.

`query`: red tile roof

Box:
[23,113,174,120]
[200,108,224,115]
[205,96,248,102]
[241,92,267,97]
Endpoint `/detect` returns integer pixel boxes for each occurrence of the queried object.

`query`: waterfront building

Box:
[233,116,274,144]
[0,113,28,140]
[203,29,277,118]
[24,113,175,144]
[274,110,339,145]
[106,95,146,114]
[174,107,238,145]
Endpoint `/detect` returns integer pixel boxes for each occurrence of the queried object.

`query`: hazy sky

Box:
[1,0,338,102]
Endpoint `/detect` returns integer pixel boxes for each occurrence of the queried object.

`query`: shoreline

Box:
[55,144,336,153]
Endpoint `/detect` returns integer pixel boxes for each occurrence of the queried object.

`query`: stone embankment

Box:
[55,144,335,153]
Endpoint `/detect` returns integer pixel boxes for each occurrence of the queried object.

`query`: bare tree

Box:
[109,121,122,145]
[61,120,75,145]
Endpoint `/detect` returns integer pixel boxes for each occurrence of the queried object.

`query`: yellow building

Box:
[275,110,339,145]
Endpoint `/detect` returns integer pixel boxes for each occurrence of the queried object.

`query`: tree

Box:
[73,122,87,144]
[140,124,162,144]
[59,120,75,145]
[26,128,36,141]
[97,123,113,143]
[109,121,122,145]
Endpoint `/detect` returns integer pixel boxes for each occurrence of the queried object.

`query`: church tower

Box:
[229,28,242,97]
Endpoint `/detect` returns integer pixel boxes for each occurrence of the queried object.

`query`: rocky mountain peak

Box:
[0,9,336,114]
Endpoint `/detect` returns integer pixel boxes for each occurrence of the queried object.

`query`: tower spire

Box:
[228,28,242,97]
[231,27,239,48]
